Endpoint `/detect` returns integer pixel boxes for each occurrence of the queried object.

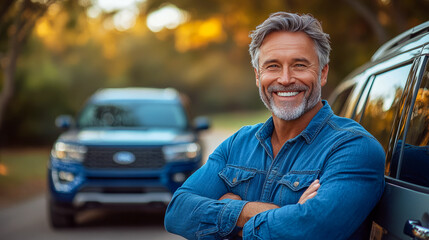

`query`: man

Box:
[164,12,385,239]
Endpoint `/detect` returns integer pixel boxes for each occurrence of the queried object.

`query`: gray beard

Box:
[258,78,321,121]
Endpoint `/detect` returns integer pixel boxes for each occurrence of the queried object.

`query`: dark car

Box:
[328,21,429,239]
[47,87,210,228]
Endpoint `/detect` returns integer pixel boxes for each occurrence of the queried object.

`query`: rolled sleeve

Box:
[196,199,248,238]
[242,212,266,240]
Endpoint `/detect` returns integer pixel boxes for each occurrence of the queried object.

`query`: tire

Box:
[48,201,75,229]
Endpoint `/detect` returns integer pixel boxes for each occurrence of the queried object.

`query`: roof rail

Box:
[371,21,429,61]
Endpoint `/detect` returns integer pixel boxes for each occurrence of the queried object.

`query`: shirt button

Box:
[293,181,299,187]
[233,177,237,183]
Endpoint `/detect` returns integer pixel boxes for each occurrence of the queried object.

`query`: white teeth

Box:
[277,91,299,97]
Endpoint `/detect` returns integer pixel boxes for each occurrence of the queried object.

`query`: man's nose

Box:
[276,67,296,85]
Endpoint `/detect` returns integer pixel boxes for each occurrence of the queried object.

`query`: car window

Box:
[330,84,355,116]
[340,76,369,119]
[359,64,412,151]
[78,101,188,129]
[392,60,429,188]
[353,77,373,122]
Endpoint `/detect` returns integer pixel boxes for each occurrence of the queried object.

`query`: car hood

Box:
[57,128,196,145]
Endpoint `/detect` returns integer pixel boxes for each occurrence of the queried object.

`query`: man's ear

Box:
[320,64,329,87]
[254,68,260,87]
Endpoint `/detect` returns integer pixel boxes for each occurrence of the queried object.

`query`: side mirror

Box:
[55,115,74,130]
[193,116,210,131]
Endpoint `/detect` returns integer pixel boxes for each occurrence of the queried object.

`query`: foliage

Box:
[0,0,428,145]
[209,110,272,131]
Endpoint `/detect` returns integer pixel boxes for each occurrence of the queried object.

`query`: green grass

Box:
[0,148,50,208]
[209,109,272,131]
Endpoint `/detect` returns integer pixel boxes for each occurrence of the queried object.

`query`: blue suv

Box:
[47,87,209,228]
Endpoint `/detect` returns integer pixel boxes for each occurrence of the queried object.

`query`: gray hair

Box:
[249,12,331,73]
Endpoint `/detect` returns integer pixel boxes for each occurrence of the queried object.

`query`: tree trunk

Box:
[0,49,19,134]
[0,0,54,139]
[0,0,26,137]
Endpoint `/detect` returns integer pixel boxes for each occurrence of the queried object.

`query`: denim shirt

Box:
[165,101,385,240]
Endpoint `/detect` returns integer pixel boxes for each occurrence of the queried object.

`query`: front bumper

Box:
[48,157,200,207]
[73,192,172,207]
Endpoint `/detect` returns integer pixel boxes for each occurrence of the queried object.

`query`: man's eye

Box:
[267,64,280,69]
[295,64,307,68]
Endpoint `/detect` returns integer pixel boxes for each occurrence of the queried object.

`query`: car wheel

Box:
[48,201,75,228]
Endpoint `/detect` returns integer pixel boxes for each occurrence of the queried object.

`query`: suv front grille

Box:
[83,146,166,169]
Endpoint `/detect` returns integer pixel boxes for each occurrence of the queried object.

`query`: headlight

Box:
[163,143,201,162]
[51,142,87,162]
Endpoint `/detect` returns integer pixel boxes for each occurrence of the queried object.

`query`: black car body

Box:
[329,21,429,239]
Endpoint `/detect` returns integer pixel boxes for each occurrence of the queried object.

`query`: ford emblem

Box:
[113,151,136,165]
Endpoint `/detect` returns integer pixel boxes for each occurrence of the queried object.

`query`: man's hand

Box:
[298,179,320,204]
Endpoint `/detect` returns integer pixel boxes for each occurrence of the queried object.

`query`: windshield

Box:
[77,101,188,129]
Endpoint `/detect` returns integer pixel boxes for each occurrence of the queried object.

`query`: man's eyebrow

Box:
[261,58,312,67]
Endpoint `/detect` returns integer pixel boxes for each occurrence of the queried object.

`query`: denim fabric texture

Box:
[164,101,385,240]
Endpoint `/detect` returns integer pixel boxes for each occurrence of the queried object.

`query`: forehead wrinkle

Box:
[292,58,311,64]
[258,31,319,67]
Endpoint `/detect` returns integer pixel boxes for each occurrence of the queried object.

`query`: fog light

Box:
[58,171,75,182]
[172,173,186,183]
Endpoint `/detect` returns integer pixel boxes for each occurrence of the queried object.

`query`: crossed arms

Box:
[220,179,320,233]
[164,133,385,239]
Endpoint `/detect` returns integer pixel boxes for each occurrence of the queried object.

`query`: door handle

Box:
[404,219,429,240]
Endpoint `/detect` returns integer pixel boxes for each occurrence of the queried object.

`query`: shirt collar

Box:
[256,100,333,145]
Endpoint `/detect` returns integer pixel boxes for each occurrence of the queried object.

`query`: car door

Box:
[369,54,429,239]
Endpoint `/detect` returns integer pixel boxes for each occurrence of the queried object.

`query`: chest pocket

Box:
[218,166,256,199]
[273,170,319,206]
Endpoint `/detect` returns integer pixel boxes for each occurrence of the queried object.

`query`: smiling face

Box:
[256,31,328,121]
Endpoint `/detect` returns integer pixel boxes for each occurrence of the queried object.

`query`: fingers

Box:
[298,179,320,204]
[308,179,320,191]
[299,191,317,205]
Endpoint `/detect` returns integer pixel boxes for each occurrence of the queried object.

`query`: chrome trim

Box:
[73,192,172,207]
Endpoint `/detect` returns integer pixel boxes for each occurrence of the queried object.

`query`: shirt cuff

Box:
[242,212,266,240]
[243,215,255,239]
[218,199,248,237]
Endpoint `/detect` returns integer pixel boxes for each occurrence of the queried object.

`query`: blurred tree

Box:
[145,0,428,91]
[0,0,54,136]
[1,0,428,146]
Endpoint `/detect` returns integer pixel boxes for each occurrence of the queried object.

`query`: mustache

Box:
[267,84,309,93]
